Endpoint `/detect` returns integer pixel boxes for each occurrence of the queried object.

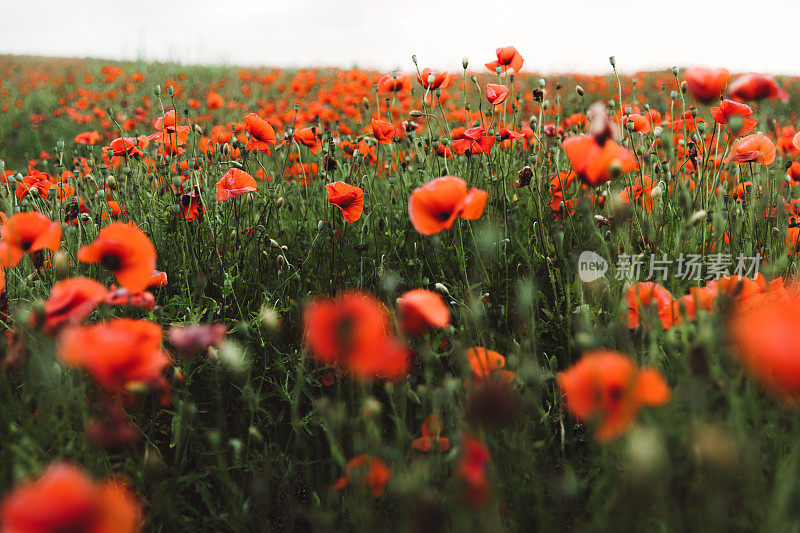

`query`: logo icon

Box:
[578,251,608,282]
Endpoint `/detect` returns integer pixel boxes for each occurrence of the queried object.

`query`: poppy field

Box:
[2,49,800,531]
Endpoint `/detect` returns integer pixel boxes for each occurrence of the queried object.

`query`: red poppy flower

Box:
[619,175,656,213]
[467,347,514,383]
[485,46,524,73]
[710,99,758,137]
[58,318,170,402]
[793,131,800,152]
[412,414,450,452]
[729,290,800,401]
[370,118,396,144]
[0,212,62,267]
[303,291,408,381]
[104,287,156,311]
[292,127,322,153]
[625,282,674,329]
[333,455,392,497]
[562,135,637,186]
[623,113,652,134]
[456,435,491,508]
[557,350,670,442]
[417,68,450,90]
[207,91,224,110]
[377,73,412,93]
[16,168,54,200]
[408,176,487,235]
[728,74,789,103]
[37,277,108,336]
[109,137,148,157]
[684,67,730,103]
[485,83,510,106]
[325,181,364,223]
[724,134,776,165]
[396,289,450,335]
[216,168,257,201]
[77,223,157,293]
[452,126,495,155]
[0,462,141,533]
[74,130,101,145]
[243,113,276,154]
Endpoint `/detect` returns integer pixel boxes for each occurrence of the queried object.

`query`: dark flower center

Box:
[101,252,123,272]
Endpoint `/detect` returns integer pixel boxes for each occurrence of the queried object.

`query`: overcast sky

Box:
[3,0,799,75]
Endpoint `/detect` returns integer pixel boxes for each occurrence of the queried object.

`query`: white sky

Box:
[2,0,799,75]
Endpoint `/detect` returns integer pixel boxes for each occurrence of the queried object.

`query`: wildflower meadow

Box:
[2,47,800,531]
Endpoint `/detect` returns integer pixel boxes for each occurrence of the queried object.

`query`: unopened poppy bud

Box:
[689,210,707,225]
[594,215,610,225]
[171,176,181,187]
[106,107,115,119]
[772,227,781,235]
[167,84,174,96]
[427,74,436,86]
[697,121,706,134]
[362,97,370,109]
[650,185,663,198]
[670,66,679,76]
[538,78,546,88]
[280,245,287,251]
[786,174,793,184]
[259,305,280,335]
[576,85,584,96]
[269,238,279,248]
[28,187,39,197]
[609,56,616,67]
[106,176,116,189]
[410,109,423,118]
[193,124,203,135]
[435,283,450,295]
[56,139,64,151]
[153,84,161,96]
[495,66,502,75]
[362,397,382,420]
[411,54,418,64]
[462,57,469,69]
[653,126,663,137]
[277,255,286,265]
[435,88,441,98]
[275,197,285,208]
[52,252,69,279]
[626,121,635,131]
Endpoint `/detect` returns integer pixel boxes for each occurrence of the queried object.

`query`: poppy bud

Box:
[538,78,545,88]
[697,122,706,134]
[609,56,616,67]
[626,121,635,131]
[435,283,450,295]
[653,126,663,137]
[193,124,203,135]
[412,54,418,65]
[106,176,116,190]
[277,254,286,265]
[269,238,279,248]
[153,84,161,96]
[167,84,174,96]
[495,66,502,75]
[689,210,707,225]
[410,110,423,118]
[650,185,663,198]
[362,97,370,109]
[427,74,436,86]
[462,57,469,69]
[576,85,584,96]
[670,66,679,76]
[171,176,181,187]
[275,197,285,208]
[56,139,64,151]
[361,397,382,420]
[106,107,115,119]
[259,306,280,335]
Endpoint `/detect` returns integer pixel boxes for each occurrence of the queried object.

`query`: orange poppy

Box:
[0,212,61,267]
[728,73,789,103]
[207,91,224,110]
[557,350,670,442]
[466,347,514,383]
[625,282,674,329]
[407,176,487,235]
[562,135,636,186]
[485,46,524,73]
[452,126,495,155]
[325,181,364,222]
[16,169,54,200]
[333,455,392,497]
[456,435,491,508]
[684,67,730,104]
[724,133,776,165]
[417,68,450,90]
[216,168,257,201]
[396,289,450,336]
[0,462,141,533]
[109,137,148,157]
[292,127,322,153]
[77,223,157,293]
[710,99,758,137]
[619,175,656,213]
[485,83,510,106]
[729,290,800,401]
[303,291,408,381]
[243,113,276,154]
[370,118,396,144]
[58,318,170,402]
[377,73,412,93]
[411,414,450,452]
[37,277,108,336]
